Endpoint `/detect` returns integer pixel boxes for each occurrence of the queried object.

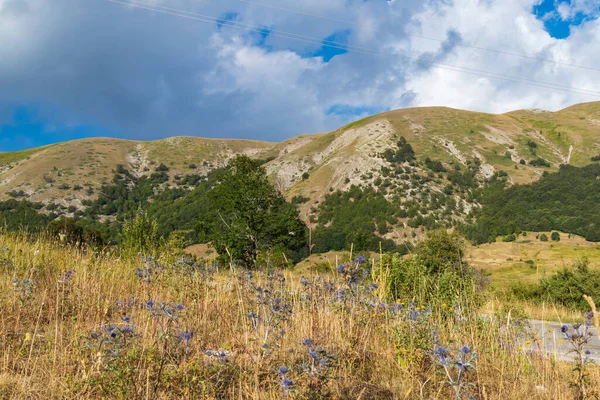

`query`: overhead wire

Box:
[240,0,600,73]
[107,0,600,98]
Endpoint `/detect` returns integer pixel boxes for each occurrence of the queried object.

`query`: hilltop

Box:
[2,101,600,245]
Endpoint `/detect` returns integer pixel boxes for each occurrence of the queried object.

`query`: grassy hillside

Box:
[2,101,600,246]
[0,137,273,207]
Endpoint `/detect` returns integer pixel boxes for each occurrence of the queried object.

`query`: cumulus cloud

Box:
[0,0,599,146]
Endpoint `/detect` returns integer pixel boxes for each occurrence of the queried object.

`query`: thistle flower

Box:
[278,366,289,375]
[355,255,367,264]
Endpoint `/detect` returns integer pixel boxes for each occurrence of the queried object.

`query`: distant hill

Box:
[2,101,600,245]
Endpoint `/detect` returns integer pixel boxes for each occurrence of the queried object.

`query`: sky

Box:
[1,0,600,151]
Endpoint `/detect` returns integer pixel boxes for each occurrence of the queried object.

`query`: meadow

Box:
[1,232,600,399]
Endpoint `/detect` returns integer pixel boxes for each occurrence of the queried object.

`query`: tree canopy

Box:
[207,156,308,266]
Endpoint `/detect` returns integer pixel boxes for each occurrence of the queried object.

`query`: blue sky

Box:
[1,0,599,152]
[533,0,598,39]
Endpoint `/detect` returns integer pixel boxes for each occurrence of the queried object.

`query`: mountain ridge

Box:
[2,101,600,242]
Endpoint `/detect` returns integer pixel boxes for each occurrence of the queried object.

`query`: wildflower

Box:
[179,331,192,341]
[337,264,345,274]
[558,339,564,344]
[525,340,531,345]
[460,346,471,354]
[278,366,289,375]
[281,378,293,389]
[355,255,367,264]
[561,325,569,333]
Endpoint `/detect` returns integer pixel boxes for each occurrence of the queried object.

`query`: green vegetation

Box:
[381,136,416,164]
[387,231,480,306]
[312,185,403,253]
[0,156,307,266]
[466,164,600,244]
[206,156,308,266]
[509,258,600,311]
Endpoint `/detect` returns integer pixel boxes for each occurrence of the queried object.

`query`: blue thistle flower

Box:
[355,255,367,264]
[179,331,192,341]
[278,366,289,375]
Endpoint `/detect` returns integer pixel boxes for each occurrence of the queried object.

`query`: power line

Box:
[240,0,600,74]
[112,0,379,54]
[106,0,600,98]
[239,0,351,24]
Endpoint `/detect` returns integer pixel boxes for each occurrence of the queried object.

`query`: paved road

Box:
[524,319,600,363]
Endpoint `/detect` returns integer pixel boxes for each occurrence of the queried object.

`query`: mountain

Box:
[2,101,600,244]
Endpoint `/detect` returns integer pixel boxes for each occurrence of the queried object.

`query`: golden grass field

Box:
[3,232,599,398]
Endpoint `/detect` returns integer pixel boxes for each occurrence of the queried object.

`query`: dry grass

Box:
[466,233,600,288]
[0,232,599,399]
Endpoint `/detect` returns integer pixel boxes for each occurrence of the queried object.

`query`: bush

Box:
[387,231,482,306]
[502,234,516,242]
[539,233,548,242]
[529,157,550,168]
[551,231,560,242]
[155,163,170,172]
[291,195,310,205]
[540,258,600,310]
[121,209,158,258]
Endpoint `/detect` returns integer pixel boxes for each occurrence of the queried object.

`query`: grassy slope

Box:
[0,137,273,204]
[3,102,600,206]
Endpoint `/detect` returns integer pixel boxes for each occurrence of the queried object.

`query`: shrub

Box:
[155,163,170,172]
[539,233,549,242]
[502,234,516,242]
[121,208,159,258]
[291,195,310,205]
[551,231,560,242]
[529,157,550,167]
[539,258,600,310]
[387,231,482,306]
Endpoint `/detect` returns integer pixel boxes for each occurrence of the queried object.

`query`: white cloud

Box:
[0,0,599,145]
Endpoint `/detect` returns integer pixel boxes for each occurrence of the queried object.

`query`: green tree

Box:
[551,231,560,242]
[207,156,308,267]
[539,233,549,242]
